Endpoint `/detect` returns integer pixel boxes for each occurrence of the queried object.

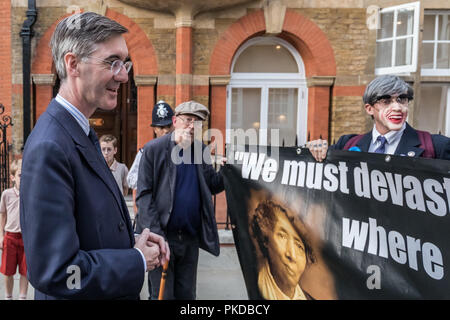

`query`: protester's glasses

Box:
[177,116,202,126]
[373,94,412,107]
[83,56,132,76]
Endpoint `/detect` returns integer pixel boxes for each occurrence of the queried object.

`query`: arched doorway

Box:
[209,9,336,143]
[227,37,307,146]
[52,68,138,168]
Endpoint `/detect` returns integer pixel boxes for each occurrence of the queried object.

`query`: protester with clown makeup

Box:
[307,75,450,161]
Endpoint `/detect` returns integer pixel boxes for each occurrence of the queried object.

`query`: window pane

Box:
[375,40,392,68]
[395,37,413,66]
[397,8,414,37]
[378,11,394,39]
[438,14,450,41]
[230,88,261,144]
[437,43,450,69]
[423,14,436,41]
[422,43,435,68]
[267,88,298,146]
[417,86,447,134]
[231,89,240,124]
[233,44,298,73]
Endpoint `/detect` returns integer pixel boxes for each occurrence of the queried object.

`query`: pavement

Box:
[0,196,248,300]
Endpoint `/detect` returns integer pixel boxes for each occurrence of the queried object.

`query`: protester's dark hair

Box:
[251,200,315,264]
[363,75,414,106]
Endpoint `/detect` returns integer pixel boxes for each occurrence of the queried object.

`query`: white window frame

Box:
[422,10,450,76]
[375,1,420,75]
[445,86,450,136]
[418,84,450,136]
[226,37,308,146]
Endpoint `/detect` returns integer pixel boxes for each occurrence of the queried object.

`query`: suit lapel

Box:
[47,100,130,227]
[166,133,177,205]
[356,132,372,152]
[76,144,127,210]
[394,122,424,157]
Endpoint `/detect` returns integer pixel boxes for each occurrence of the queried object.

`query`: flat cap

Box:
[175,101,210,121]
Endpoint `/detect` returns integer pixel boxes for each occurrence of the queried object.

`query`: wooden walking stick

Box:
[158,260,169,300]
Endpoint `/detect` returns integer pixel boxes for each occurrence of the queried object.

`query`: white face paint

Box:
[365,94,409,135]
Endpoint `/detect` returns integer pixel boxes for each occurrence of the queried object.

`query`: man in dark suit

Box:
[307,75,450,161]
[136,101,226,300]
[20,12,169,300]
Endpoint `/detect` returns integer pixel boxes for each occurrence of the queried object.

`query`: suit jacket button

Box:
[118,221,125,231]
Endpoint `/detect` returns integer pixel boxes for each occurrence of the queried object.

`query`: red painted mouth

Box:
[388,115,403,124]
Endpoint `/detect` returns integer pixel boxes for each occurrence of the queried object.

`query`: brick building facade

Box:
[3,0,450,224]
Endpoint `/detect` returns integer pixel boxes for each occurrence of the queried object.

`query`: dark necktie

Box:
[374,136,387,154]
[88,127,103,157]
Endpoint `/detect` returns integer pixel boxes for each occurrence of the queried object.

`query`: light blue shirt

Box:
[368,123,406,155]
[55,94,147,272]
[55,95,90,136]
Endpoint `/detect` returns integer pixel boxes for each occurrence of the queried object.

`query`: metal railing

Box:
[0,104,13,194]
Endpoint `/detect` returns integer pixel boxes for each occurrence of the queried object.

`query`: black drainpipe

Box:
[20,0,37,147]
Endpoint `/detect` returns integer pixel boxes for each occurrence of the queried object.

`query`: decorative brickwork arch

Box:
[32,9,158,148]
[209,9,336,141]
[208,9,337,225]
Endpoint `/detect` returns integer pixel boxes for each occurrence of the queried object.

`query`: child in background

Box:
[99,134,129,196]
[0,159,28,300]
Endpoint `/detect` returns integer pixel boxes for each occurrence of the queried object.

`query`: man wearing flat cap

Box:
[136,100,226,300]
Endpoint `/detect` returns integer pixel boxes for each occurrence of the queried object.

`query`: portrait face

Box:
[267,211,307,295]
[365,94,409,135]
[78,35,129,112]
[100,141,117,164]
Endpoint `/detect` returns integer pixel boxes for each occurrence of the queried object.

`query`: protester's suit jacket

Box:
[20,99,144,300]
[332,122,450,160]
[135,132,224,256]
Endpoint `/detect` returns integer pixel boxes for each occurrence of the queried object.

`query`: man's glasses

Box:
[177,116,202,126]
[373,94,412,107]
[83,56,132,76]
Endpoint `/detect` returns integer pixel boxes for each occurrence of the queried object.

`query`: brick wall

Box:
[330,96,372,142]
[9,3,381,150]
[0,0,12,146]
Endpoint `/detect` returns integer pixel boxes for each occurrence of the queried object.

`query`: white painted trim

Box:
[420,13,450,75]
[375,1,420,75]
[260,86,269,145]
[421,69,450,76]
[230,37,306,77]
[226,37,308,146]
[446,86,450,137]
[379,1,420,13]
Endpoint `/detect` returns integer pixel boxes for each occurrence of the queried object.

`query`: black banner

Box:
[223,145,450,299]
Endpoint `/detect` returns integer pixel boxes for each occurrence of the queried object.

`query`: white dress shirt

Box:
[368,123,406,155]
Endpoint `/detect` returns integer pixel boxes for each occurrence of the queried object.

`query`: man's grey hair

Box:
[363,75,414,105]
[50,12,128,80]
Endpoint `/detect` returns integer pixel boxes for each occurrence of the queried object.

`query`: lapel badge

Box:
[407,151,415,157]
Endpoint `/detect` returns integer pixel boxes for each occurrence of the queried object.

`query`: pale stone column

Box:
[175,5,194,106]
[134,75,157,148]
[32,73,56,121]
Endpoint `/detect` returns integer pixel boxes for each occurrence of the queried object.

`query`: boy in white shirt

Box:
[99,134,129,196]
[0,159,28,300]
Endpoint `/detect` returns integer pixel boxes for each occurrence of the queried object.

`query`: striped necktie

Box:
[374,136,387,154]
